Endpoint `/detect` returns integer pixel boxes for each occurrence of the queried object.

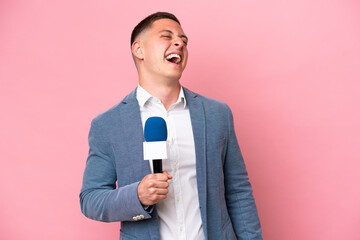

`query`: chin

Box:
[163,71,183,80]
[166,75,182,81]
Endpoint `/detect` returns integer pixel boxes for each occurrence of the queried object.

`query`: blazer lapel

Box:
[184,88,208,238]
[120,88,152,179]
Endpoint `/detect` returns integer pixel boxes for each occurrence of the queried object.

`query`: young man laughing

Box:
[80,12,263,240]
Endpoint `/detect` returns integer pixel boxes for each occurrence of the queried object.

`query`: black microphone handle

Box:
[153,159,162,173]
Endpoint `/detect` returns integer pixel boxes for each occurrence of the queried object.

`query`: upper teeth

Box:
[166,54,181,63]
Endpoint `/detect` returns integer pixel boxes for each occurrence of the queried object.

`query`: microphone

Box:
[143,117,168,173]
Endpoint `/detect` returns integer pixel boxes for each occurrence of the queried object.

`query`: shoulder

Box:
[184,87,231,115]
[91,88,137,128]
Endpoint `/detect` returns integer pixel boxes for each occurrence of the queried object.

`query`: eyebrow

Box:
[159,30,188,41]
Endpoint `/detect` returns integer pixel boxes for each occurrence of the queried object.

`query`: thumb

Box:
[163,171,172,179]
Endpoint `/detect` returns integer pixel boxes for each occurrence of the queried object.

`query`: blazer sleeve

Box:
[223,106,263,239]
[79,120,152,222]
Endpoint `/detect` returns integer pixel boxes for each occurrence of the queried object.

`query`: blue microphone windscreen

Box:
[144,117,168,142]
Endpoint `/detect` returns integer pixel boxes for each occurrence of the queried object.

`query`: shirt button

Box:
[180,227,183,231]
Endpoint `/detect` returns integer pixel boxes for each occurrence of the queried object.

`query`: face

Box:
[134,18,188,82]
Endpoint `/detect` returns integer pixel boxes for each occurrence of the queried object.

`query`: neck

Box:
[139,79,181,110]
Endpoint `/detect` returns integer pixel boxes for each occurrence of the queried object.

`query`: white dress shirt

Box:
[136,85,205,240]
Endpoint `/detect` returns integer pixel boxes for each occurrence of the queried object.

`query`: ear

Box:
[131,40,144,60]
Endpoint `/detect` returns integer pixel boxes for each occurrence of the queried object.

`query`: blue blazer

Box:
[80,88,262,240]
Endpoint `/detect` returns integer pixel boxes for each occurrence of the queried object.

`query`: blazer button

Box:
[139,214,145,219]
[132,216,138,221]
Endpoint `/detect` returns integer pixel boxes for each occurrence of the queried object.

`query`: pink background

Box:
[1,0,359,239]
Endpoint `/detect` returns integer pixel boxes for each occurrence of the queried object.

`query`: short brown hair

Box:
[130,12,180,46]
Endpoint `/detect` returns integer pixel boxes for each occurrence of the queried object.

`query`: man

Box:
[80,12,262,240]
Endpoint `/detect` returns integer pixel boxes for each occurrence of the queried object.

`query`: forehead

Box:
[148,18,185,34]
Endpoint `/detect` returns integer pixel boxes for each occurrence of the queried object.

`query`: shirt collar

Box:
[136,85,153,107]
[136,85,187,109]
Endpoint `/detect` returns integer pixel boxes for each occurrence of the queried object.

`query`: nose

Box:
[173,37,184,48]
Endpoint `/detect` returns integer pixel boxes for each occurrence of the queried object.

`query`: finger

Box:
[152,181,169,189]
[145,188,168,201]
[151,173,171,181]
[162,171,172,179]
[149,188,169,195]
[146,179,169,188]
[149,194,167,204]
[142,193,167,206]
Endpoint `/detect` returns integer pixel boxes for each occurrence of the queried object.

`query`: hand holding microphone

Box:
[137,171,172,206]
[138,117,172,206]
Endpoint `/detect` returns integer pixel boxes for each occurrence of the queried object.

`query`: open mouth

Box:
[165,53,182,64]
